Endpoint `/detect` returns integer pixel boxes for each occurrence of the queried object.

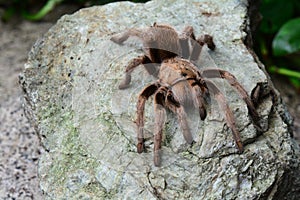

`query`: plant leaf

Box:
[272,18,300,56]
[259,0,294,34]
[22,0,63,21]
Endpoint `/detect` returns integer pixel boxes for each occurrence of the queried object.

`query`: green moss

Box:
[163,120,175,147]
[97,111,134,149]
[43,110,109,197]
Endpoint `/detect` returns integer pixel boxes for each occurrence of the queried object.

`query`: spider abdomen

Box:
[159,60,195,108]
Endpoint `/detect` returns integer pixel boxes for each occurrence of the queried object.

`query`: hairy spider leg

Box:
[118,55,155,89]
[188,79,208,120]
[250,84,263,107]
[204,79,244,152]
[190,34,216,61]
[111,28,159,89]
[179,26,196,59]
[178,27,215,62]
[153,86,194,166]
[165,89,194,145]
[136,83,160,153]
[201,69,260,129]
[110,28,145,44]
[136,80,195,166]
[153,87,168,166]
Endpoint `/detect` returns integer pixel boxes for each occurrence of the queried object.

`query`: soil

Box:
[0,5,299,199]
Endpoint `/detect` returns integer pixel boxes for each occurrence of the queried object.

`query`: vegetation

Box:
[1,0,149,21]
[1,0,299,89]
[256,0,300,89]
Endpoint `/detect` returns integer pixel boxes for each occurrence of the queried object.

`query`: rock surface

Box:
[20,0,300,199]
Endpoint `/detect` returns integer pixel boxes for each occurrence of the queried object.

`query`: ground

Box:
[0,6,299,199]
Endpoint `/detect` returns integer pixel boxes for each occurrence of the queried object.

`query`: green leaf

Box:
[1,7,15,21]
[259,0,294,34]
[269,65,300,79]
[22,0,63,21]
[272,18,300,56]
[289,77,300,89]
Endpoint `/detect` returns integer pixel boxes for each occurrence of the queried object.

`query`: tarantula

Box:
[111,23,259,166]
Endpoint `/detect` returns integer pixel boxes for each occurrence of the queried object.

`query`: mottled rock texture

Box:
[20,0,300,199]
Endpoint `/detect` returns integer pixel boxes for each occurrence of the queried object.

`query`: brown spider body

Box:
[111,23,260,166]
[111,23,215,89]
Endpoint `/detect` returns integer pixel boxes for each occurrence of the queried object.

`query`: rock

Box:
[19,0,300,199]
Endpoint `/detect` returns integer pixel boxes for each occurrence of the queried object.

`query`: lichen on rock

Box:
[20,0,300,199]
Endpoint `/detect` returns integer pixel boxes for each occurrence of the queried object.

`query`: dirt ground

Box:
[0,6,299,199]
[0,19,53,200]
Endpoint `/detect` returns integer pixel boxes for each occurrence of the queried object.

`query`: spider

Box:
[111,23,260,166]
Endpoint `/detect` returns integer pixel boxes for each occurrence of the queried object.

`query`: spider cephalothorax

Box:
[111,23,260,166]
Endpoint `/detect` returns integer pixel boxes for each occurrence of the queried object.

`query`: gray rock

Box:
[20,0,300,199]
